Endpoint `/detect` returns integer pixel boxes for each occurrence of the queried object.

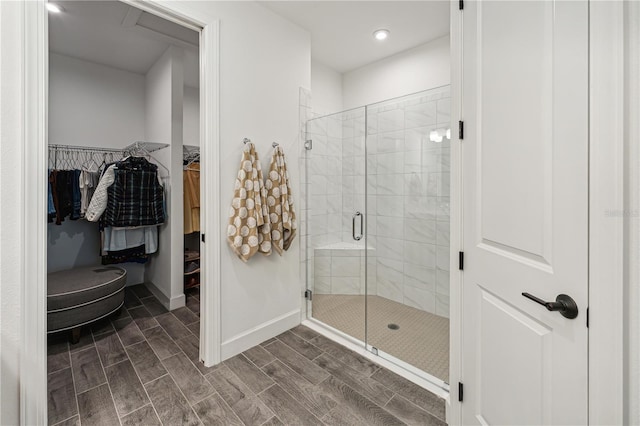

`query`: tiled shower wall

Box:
[303,86,451,319]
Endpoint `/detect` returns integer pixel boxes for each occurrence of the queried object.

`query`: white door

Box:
[461,1,588,425]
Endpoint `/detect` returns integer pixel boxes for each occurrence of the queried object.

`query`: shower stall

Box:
[303,85,451,387]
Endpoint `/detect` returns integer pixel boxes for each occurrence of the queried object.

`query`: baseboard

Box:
[144,281,185,311]
[221,309,300,360]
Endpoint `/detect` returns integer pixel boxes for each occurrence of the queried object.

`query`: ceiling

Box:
[49,1,200,87]
[261,1,450,73]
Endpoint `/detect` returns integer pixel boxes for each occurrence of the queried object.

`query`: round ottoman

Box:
[47,266,126,339]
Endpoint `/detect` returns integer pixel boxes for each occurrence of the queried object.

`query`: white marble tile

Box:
[328,117,342,139]
[435,293,450,318]
[314,248,331,257]
[403,218,437,244]
[404,196,437,220]
[354,136,366,157]
[331,248,361,257]
[375,236,404,262]
[403,286,436,314]
[310,174,327,195]
[427,173,440,197]
[404,172,429,197]
[436,221,450,247]
[313,276,331,294]
[342,194,354,213]
[436,98,451,127]
[326,195,341,215]
[332,277,361,295]
[353,156,365,176]
[376,216,404,238]
[376,196,404,217]
[438,172,450,197]
[307,118,327,137]
[367,154,377,175]
[367,113,378,135]
[327,155,342,176]
[366,214,377,235]
[353,175,366,195]
[342,137,355,157]
[439,151,451,173]
[299,87,311,108]
[377,173,404,196]
[436,268,450,296]
[404,263,436,292]
[342,155,355,176]
[331,257,361,277]
[366,174,377,195]
[436,245,450,271]
[405,126,439,151]
[327,137,342,156]
[310,195,327,214]
[437,197,450,222]
[342,119,355,139]
[309,155,327,176]
[376,258,404,303]
[378,108,405,133]
[376,131,405,153]
[309,215,327,236]
[405,101,437,129]
[404,241,436,268]
[314,256,331,277]
[376,152,404,174]
[326,174,342,195]
[328,214,342,235]
[354,117,366,138]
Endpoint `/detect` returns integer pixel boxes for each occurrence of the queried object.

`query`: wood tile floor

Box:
[48,285,446,425]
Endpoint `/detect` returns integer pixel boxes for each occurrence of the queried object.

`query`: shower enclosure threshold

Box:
[302,318,450,398]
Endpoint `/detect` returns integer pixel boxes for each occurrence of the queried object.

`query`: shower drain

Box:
[387,323,400,330]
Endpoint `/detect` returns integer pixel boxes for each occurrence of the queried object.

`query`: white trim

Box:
[448,0,463,424]
[588,2,625,424]
[19,1,221,422]
[145,280,186,311]
[221,310,301,360]
[21,1,48,424]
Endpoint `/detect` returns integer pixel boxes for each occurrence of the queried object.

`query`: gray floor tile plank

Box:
[124,288,143,309]
[110,306,131,321]
[70,347,106,394]
[260,337,278,347]
[289,325,321,341]
[93,330,127,367]
[76,384,119,426]
[128,305,159,331]
[142,298,169,316]
[162,351,215,404]
[313,353,394,406]
[47,340,70,374]
[262,360,337,419]
[385,394,446,426]
[188,321,200,338]
[205,365,274,426]
[321,404,371,426]
[174,334,220,375]
[277,330,323,360]
[261,416,284,426]
[319,376,405,426]
[51,415,79,426]
[47,368,77,425]
[112,316,145,347]
[224,354,274,393]
[156,312,191,340]
[125,341,168,384]
[186,295,200,315]
[263,340,329,385]
[193,393,243,426]
[90,317,115,336]
[243,345,276,368]
[142,325,181,360]
[129,284,153,299]
[257,384,324,426]
[120,404,161,426]
[172,306,199,325]
[311,334,379,376]
[104,360,149,417]
[68,328,94,353]
[371,367,446,421]
[145,375,200,426]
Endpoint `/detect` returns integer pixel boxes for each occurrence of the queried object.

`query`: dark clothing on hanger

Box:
[53,170,73,225]
[71,169,82,220]
[103,157,165,227]
[101,244,148,265]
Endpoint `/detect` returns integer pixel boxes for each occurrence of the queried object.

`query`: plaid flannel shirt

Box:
[102,157,165,227]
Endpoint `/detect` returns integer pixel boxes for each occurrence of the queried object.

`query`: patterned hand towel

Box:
[265,146,297,255]
[227,143,272,261]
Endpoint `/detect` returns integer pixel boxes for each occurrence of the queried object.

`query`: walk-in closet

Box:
[46,2,205,424]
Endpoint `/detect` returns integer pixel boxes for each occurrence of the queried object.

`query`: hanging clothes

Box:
[183,162,200,234]
[102,226,158,254]
[265,146,297,254]
[227,142,272,262]
[86,165,116,222]
[79,170,99,217]
[48,170,56,223]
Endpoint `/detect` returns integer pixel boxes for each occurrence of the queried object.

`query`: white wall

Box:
[311,59,343,116]
[144,46,185,309]
[47,53,147,283]
[342,36,450,110]
[48,53,146,148]
[184,85,200,146]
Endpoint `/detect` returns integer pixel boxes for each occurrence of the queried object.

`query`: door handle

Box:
[522,293,579,319]
[352,211,363,241]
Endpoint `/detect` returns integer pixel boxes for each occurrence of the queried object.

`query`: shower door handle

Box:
[352,211,363,241]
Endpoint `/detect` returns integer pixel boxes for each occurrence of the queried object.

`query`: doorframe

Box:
[18,1,221,423]
[448,1,626,424]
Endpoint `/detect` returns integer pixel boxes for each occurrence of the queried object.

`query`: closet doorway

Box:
[44,2,218,424]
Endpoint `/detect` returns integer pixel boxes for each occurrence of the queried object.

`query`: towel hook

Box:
[243,138,251,144]
[272,142,279,148]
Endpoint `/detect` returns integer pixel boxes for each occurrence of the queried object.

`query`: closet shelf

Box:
[124,141,170,154]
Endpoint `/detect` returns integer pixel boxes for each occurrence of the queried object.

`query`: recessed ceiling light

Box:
[373,29,390,41]
[46,3,64,13]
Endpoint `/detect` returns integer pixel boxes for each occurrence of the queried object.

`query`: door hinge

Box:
[459,252,464,271]
[458,382,464,402]
[458,120,464,140]
[304,289,313,300]
[586,307,589,328]
[304,139,313,150]
[459,0,464,10]
[201,234,205,243]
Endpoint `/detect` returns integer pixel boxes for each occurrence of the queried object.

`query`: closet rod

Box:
[48,144,123,153]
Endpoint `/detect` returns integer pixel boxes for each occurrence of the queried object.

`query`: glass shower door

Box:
[304,108,367,343]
